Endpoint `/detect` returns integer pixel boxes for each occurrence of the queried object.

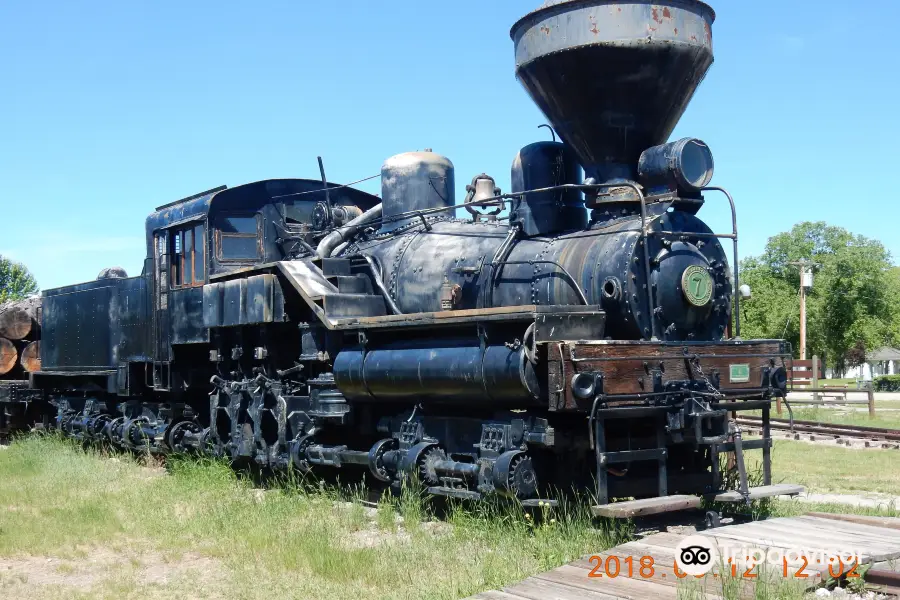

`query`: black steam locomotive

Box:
[1,0,800,516]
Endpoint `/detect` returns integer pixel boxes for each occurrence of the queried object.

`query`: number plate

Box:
[729,364,751,383]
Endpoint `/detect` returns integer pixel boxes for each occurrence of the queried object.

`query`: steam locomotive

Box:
[1,0,799,515]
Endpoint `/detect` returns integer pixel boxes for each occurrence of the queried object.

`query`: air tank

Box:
[381,151,455,232]
[511,0,715,182]
[510,141,586,236]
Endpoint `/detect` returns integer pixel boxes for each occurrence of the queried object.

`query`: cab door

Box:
[168,223,208,345]
[152,231,171,390]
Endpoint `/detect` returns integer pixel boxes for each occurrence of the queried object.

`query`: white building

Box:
[838,347,900,381]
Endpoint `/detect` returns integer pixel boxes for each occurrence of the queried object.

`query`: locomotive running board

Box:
[591,495,701,519]
[709,483,805,503]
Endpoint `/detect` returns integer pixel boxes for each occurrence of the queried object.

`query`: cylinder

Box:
[381,151,455,232]
[510,141,586,236]
[333,340,539,403]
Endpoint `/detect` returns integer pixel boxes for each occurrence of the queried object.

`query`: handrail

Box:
[319,180,743,342]
[700,187,740,337]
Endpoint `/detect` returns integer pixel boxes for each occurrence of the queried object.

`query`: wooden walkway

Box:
[465,514,900,600]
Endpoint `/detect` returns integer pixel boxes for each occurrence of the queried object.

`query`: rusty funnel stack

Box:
[511,0,715,184]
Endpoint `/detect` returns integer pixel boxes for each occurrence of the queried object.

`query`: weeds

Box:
[0,435,624,600]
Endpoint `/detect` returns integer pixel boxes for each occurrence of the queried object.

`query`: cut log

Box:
[0,337,17,376]
[0,298,40,340]
[19,340,40,372]
[0,307,33,340]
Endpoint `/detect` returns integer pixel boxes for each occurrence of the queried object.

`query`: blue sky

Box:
[2,0,898,290]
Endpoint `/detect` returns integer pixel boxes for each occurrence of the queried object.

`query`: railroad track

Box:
[736,415,900,444]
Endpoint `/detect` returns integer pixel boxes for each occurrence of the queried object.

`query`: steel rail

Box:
[736,416,900,442]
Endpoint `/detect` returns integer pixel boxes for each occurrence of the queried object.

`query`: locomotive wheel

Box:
[87,414,113,440]
[105,416,126,447]
[418,446,447,486]
[290,434,315,473]
[123,417,151,451]
[167,421,203,453]
[197,427,215,456]
[368,438,398,482]
[399,441,440,486]
[58,412,77,436]
[493,451,538,499]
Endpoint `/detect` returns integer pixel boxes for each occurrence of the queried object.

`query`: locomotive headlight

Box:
[638,138,715,194]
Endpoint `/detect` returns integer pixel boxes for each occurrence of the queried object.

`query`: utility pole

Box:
[789,260,816,360]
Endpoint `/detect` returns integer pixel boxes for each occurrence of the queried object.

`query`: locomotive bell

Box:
[464,174,502,214]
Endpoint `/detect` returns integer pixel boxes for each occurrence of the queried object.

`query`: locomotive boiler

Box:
[5,0,802,517]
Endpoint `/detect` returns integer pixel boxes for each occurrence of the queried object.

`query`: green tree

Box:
[890,267,900,344]
[739,222,898,374]
[738,257,800,348]
[0,255,38,303]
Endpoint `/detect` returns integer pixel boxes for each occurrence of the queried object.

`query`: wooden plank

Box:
[792,516,900,545]
[757,520,899,552]
[770,517,900,548]
[570,551,682,589]
[712,484,804,502]
[694,536,833,580]
[591,495,701,519]
[633,532,690,550]
[467,514,900,600]
[467,591,534,600]
[870,561,900,573]
[719,520,898,558]
[535,564,681,600]
[503,576,621,600]
[602,542,679,561]
[549,340,785,401]
[790,517,900,549]
[701,531,811,555]
[804,513,900,531]
[701,532,875,575]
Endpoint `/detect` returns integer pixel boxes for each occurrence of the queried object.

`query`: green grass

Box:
[760,438,900,497]
[0,435,628,600]
[3,434,897,600]
[817,378,858,387]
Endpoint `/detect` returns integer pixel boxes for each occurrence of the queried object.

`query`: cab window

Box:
[216,215,260,261]
[170,224,206,288]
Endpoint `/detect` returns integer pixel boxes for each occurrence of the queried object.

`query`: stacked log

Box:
[0,297,42,377]
[0,338,16,376]
[19,341,41,373]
